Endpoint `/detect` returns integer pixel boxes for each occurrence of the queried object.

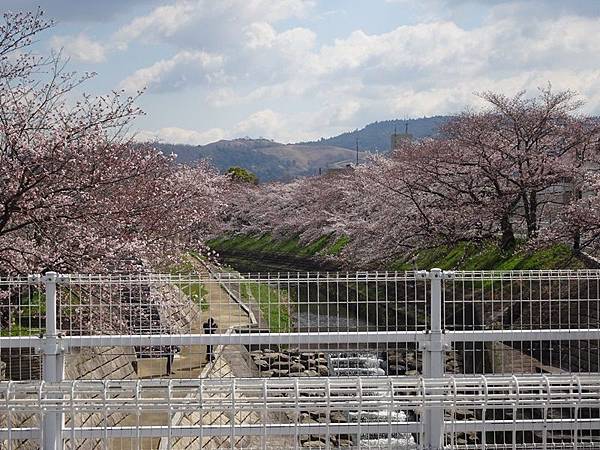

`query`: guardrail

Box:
[1,376,600,448]
[0,269,599,449]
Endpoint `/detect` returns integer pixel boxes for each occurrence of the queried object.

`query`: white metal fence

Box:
[0,268,599,449]
[2,375,600,449]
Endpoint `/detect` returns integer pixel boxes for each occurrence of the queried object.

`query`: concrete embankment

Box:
[2,281,210,450]
[2,346,138,450]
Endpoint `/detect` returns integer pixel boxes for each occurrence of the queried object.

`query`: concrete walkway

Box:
[491,342,564,374]
[111,268,254,450]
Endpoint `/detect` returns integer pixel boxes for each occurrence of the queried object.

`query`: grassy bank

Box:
[211,233,585,271]
[176,281,209,311]
[390,242,585,271]
[239,282,291,333]
[170,258,210,311]
[210,257,292,333]
[209,233,349,257]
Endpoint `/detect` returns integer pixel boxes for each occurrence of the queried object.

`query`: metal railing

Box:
[2,375,600,449]
[0,269,599,449]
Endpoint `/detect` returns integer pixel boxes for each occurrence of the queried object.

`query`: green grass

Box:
[325,235,350,256]
[300,235,331,256]
[19,291,46,317]
[390,242,584,271]
[495,244,584,270]
[209,233,350,257]
[177,282,210,311]
[210,234,583,271]
[240,282,291,333]
[1,324,43,336]
[188,250,205,261]
[168,254,209,311]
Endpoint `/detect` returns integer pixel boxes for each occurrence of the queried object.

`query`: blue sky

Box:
[7,0,600,144]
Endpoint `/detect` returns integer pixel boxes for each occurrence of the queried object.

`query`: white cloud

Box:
[115,2,196,49]
[114,0,315,51]
[206,87,239,107]
[50,33,106,63]
[136,127,226,145]
[272,27,317,56]
[3,0,163,22]
[119,50,225,93]
[311,22,483,79]
[232,25,317,83]
[244,22,278,49]
[232,107,348,143]
[251,14,600,125]
[331,100,361,123]
[235,109,284,139]
[114,0,600,143]
[387,0,600,19]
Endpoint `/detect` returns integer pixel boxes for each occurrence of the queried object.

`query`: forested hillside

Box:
[302,116,448,151]
[155,118,445,181]
[157,139,367,181]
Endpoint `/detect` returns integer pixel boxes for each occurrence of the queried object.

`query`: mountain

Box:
[157,139,367,182]
[156,116,448,182]
[302,116,449,152]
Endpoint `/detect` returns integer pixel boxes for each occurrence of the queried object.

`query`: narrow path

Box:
[165,265,295,450]
[111,268,254,450]
[491,342,564,374]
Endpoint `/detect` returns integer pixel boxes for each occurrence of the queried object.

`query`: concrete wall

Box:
[2,346,137,450]
[1,281,207,449]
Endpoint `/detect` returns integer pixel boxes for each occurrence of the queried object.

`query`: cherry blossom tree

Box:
[339,88,600,260]
[0,10,227,274]
[222,172,350,246]
[223,88,600,267]
[0,10,230,339]
[442,88,599,249]
[559,168,600,253]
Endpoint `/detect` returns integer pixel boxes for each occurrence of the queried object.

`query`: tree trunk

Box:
[573,229,581,254]
[500,215,516,252]
[527,191,538,239]
[572,188,583,253]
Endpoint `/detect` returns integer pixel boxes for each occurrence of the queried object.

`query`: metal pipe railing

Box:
[2,375,600,410]
[1,376,600,441]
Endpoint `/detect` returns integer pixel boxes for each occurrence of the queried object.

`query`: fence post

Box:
[41,272,65,450]
[421,268,451,449]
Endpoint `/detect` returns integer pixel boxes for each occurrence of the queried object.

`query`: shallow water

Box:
[293,310,369,330]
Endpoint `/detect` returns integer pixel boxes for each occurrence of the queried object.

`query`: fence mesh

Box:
[1,269,600,449]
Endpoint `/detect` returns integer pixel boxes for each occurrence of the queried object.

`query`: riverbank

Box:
[210,234,588,273]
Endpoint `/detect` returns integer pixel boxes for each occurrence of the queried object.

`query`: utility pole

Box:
[355,137,359,166]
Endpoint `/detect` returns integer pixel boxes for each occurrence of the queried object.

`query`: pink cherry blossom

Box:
[0,11,228,275]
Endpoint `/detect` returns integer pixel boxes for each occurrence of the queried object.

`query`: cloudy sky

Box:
[8,0,600,144]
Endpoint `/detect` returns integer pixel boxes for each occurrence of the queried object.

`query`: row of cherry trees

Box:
[4,9,600,274]
[225,88,600,267]
[0,11,228,275]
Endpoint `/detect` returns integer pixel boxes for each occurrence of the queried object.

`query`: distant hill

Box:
[302,116,449,152]
[157,139,367,182]
[155,116,448,181]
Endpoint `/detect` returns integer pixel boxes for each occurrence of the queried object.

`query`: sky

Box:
[7,0,600,144]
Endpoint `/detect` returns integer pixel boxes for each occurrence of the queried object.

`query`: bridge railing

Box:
[2,375,600,449]
[0,269,600,449]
